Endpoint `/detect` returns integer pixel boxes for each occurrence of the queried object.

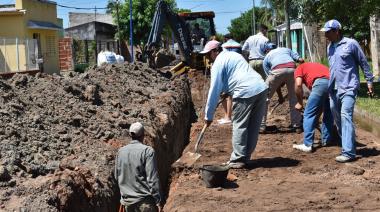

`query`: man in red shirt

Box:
[293,62,333,152]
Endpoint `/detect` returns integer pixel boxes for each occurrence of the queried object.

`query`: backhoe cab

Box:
[178,11,216,70]
[144,0,216,77]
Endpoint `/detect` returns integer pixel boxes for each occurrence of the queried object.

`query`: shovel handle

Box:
[194,124,208,153]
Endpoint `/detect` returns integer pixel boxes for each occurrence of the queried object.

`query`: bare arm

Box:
[294,77,303,110]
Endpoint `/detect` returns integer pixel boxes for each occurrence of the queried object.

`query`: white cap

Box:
[129,122,144,137]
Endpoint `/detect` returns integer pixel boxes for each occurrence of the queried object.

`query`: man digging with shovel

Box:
[292,62,334,153]
[201,40,268,169]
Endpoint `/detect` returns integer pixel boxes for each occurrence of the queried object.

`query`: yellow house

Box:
[0,0,61,74]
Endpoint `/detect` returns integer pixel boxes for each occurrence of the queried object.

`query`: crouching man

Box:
[201,40,268,169]
[292,62,334,152]
[115,122,163,212]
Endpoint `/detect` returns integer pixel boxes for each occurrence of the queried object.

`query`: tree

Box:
[297,0,380,42]
[228,7,273,42]
[262,0,380,42]
[107,0,177,45]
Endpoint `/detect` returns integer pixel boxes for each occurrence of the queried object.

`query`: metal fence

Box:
[72,39,119,66]
[0,38,39,73]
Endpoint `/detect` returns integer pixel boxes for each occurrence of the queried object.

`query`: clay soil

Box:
[0,63,195,211]
[165,71,380,211]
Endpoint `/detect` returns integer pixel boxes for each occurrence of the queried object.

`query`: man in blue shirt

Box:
[222,33,242,54]
[321,19,375,163]
[217,33,243,125]
[201,40,268,169]
[261,45,304,133]
[242,24,269,80]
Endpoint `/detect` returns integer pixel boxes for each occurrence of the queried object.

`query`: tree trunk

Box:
[284,0,292,49]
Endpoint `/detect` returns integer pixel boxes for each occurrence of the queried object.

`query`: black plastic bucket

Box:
[200,165,229,188]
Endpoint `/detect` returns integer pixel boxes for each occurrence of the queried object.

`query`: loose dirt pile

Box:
[0,62,196,211]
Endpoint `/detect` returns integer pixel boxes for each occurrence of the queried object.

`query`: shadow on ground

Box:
[357,147,380,158]
[245,157,300,170]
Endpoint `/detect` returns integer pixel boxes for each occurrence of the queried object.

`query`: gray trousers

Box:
[230,90,267,162]
[261,68,302,127]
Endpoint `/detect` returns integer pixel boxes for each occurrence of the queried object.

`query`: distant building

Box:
[0,0,62,74]
[68,12,114,28]
[271,21,326,62]
[64,12,124,66]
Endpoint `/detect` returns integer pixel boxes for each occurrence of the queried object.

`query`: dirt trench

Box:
[0,63,196,211]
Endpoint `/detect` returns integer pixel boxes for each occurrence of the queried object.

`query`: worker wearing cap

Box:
[115,122,163,212]
[201,40,268,169]
[242,24,269,80]
[261,45,304,133]
[217,33,242,125]
[321,19,375,162]
[292,62,334,153]
[222,33,242,54]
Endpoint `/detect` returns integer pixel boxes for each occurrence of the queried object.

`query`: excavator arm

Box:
[145,0,193,76]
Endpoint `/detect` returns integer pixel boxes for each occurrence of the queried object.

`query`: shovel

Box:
[175,97,225,167]
[175,124,208,167]
[268,94,288,116]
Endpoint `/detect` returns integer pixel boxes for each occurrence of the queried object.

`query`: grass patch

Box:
[317,58,380,117]
[356,82,380,117]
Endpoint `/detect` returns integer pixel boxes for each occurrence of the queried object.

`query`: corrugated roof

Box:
[27,20,61,30]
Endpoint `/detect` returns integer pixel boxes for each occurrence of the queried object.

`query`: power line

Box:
[215,11,243,14]
[56,3,107,10]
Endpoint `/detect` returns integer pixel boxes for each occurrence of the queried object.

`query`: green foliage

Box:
[74,63,89,73]
[177,8,191,13]
[317,57,329,66]
[264,0,380,42]
[357,82,380,117]
[214,33,224,42]
[228,7,273,42]
[107,0,176,45]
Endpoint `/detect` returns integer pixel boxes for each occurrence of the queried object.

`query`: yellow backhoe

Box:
[143,0,216,77]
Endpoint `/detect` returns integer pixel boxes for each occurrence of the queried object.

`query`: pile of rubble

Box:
[0,62,196,211]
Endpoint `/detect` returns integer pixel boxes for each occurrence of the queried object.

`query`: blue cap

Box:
[320,19,341,32]
[264,42,277,51]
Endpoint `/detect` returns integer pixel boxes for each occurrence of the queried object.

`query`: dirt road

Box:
[165,71,380,211]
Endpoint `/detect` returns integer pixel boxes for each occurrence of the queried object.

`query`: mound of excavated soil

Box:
[0,62,196,211]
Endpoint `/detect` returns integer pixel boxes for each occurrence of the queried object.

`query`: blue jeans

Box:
[303,78,333,146]
[231,90,267,162]
[329,89,357,158]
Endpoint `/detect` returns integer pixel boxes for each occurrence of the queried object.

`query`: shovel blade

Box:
[175,152,201,167]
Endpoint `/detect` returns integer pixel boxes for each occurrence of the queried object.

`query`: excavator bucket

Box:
[154,49,176,68]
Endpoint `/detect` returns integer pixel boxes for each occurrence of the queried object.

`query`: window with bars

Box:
[45,36,57,56]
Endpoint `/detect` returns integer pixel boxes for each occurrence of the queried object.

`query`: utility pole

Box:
[284,0,292,49]
[252,0,256,35]
[95,6,98,64]
[129,0,134,62]
[116,0,121,55]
